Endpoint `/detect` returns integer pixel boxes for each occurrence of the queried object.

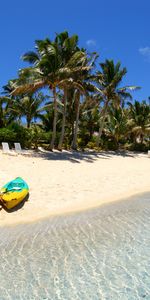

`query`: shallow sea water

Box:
[0,193,150,300]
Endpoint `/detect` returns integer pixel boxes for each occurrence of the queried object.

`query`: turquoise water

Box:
[0,193,150,300]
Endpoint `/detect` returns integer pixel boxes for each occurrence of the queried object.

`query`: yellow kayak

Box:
[0,177,29,210]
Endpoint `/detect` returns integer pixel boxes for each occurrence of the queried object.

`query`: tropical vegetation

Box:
[0,31,150,152]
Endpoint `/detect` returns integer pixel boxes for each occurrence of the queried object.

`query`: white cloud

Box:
[139,47,150,60]
[86,39,96,47]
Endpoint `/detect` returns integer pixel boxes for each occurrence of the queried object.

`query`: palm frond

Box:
[118,86,141,92]
[22,52,40,64]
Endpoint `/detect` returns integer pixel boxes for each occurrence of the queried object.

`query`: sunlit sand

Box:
[0,150,149,227]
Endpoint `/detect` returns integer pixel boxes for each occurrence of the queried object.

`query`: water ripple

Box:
[0,193,150,299]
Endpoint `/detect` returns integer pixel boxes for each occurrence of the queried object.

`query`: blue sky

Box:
[0,0,150,101]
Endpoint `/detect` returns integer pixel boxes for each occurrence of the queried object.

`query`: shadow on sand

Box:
[28,149,144,163]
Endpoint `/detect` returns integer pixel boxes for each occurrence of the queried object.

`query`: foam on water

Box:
[0,193,150,300]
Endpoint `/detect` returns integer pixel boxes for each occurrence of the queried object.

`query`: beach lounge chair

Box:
[2,142,10,153]
[14,143,22,153]
[14,143,29,155]
[2,143,16,155]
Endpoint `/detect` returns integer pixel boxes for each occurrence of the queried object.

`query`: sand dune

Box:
[0,150,149,227]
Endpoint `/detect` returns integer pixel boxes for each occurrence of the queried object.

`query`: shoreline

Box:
[1,189,150,229]
[0,151,150,228]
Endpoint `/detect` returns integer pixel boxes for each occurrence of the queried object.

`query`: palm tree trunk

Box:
[58,88,67,151]
[0,112,4,128]
[140,133,144,144]
[0,105,5,127]
[96,100,109,148]
[115,132,119,149]
[50,87,57,151]
[71,91,80,150]
[27,117,31,128]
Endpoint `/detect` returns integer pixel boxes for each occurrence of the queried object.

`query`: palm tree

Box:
[11,32,89,150]
[0,96,15,128]
[39,106,54,132]
[12,38,64,149]
[105,107,129,148]
[56,35,97,151]
[128,101,150,144]
[71,90,83,150]
[58,77,86,151]
[70,54,98,150]
[79,95,99,140]
[54,32,84,151]
[95,59,139,147]
[1,81,20,126]
[9,92,46,128]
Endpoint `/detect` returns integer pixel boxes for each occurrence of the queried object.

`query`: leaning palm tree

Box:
[94,59,140,147]
[12,39,64,149]
[11,32,90,150]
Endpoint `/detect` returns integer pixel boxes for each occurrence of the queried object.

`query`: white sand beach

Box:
[0,150,149,227]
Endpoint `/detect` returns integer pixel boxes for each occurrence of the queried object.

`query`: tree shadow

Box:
[0,193,29,213]
[29,149,144,163]
[111,150,145,158]
[32,149,112,163]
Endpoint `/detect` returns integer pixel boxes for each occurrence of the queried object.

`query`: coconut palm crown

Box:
[94,59,140,147]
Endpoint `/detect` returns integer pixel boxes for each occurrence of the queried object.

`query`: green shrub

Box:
[27,128,52,149]
[11,124,30,148]
[86,141,96,149]
[26,127,61,149]
[0,124,30,148]
[0,128,17,145]
[129,143,149,152]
